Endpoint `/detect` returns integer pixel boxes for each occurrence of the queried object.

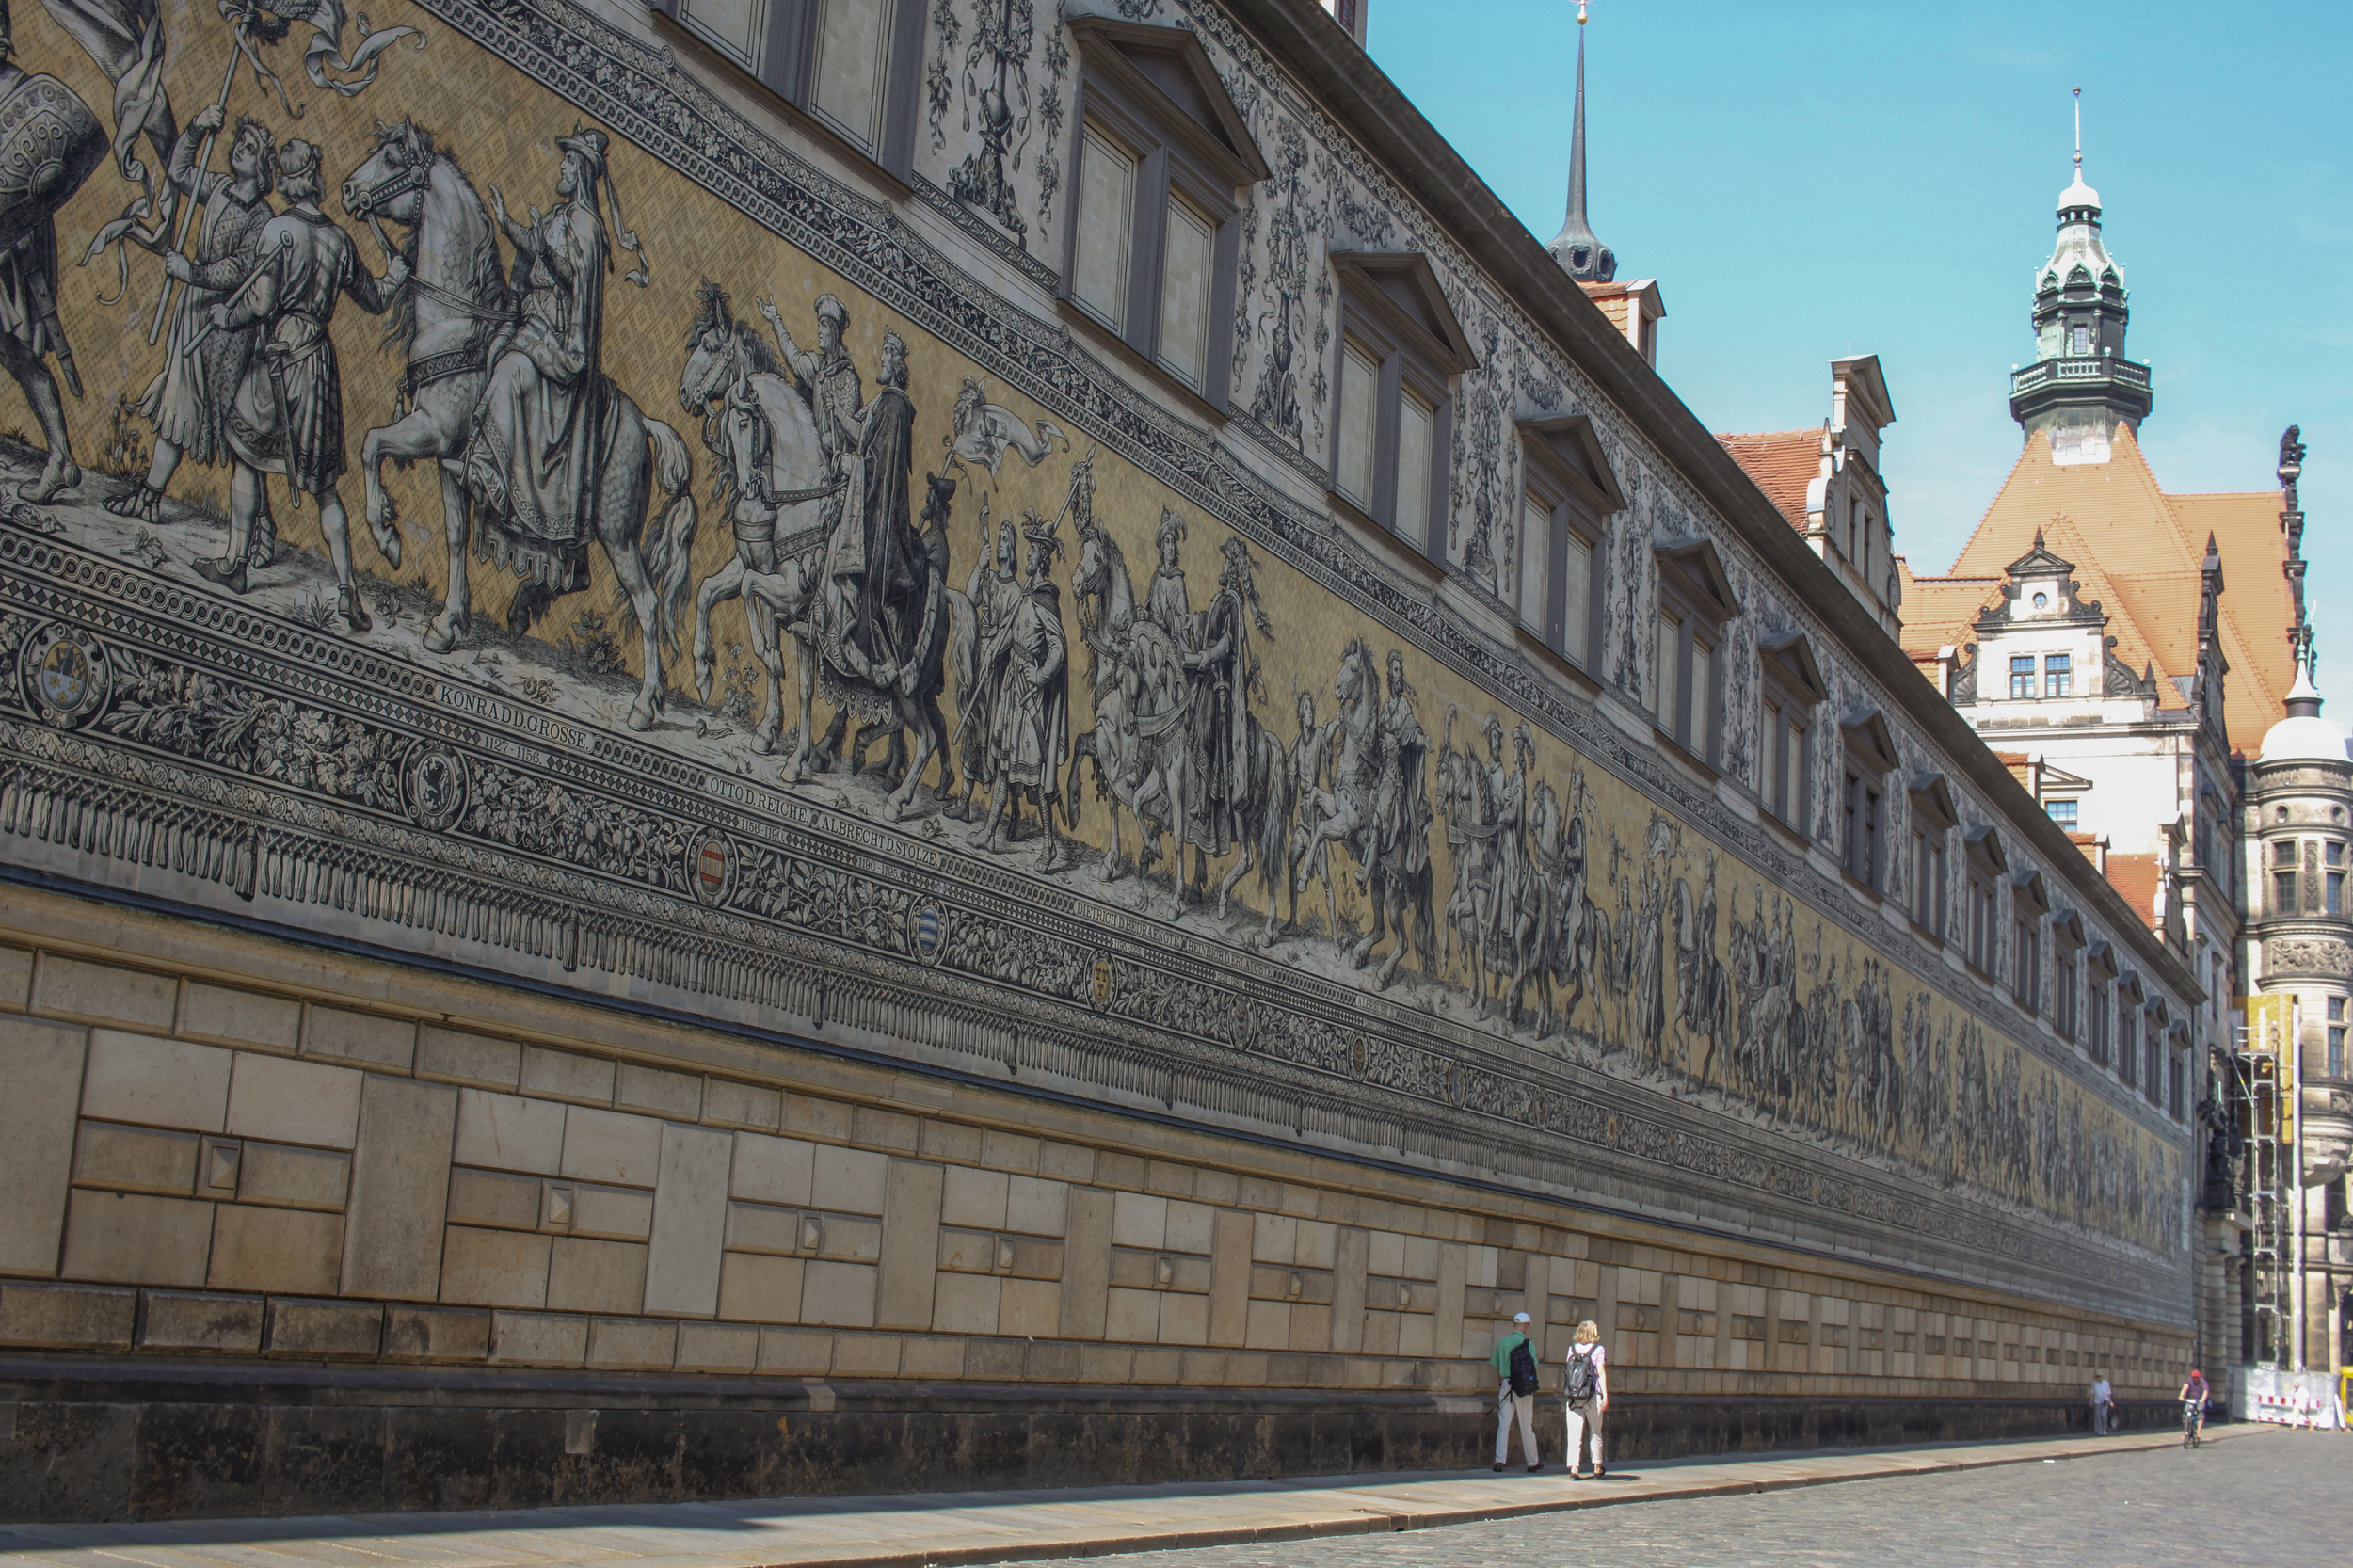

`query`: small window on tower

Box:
[2069,324,2090,355]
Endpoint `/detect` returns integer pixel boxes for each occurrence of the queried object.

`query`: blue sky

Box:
[1367,0,2353,713]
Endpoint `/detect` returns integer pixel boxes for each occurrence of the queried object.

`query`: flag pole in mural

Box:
[141,0,246,342]
[64,0,420,312]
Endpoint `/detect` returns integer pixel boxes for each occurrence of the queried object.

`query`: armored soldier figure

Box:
[0,6,100,504]
[1369,649,1433,890]
[824,330,920,686]
[179,138,407,626]
[111,104,278,556]
[760,292,862,506]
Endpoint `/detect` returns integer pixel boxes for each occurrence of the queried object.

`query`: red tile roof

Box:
[2103,852,2165,931]
[1899,425,2291,754]
[1716,429,1818,533]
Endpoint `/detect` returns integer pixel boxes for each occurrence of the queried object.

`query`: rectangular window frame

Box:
[1759,635,1826,843]
[1062,54,1253,411]
[2009,872,2048,1016]
[1653,539,1741,774]
[2009,655,2035,700]
[1326,259,1473,568]
[2051,910,2084,1042]
[1516,416,1621,676]
[1838,712,1898,896]
[658,0,927,181]
[1962,827,2006,978]
[2114,972,2142,1088]
[2044,653,2073,698]
[2085,941,2117,1065]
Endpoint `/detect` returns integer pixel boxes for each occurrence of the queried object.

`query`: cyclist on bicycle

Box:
[2179,1368,2210,1447]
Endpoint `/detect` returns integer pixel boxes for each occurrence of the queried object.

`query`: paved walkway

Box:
[0,1425,2259,1568]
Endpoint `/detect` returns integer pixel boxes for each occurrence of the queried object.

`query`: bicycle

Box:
[2181,1398,2205,1448]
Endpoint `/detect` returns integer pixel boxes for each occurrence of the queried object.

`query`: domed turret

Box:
[2258,662,2348,764]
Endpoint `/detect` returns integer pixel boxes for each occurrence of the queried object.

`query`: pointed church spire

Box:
[1547,2,1616,282]
[2058,84,2099,215]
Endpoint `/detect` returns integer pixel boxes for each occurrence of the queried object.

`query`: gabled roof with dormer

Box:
[2002,529,2074,578]
[1899,424,2291,753]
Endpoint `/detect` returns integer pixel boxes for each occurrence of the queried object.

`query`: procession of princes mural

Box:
[0,0,2177,1255]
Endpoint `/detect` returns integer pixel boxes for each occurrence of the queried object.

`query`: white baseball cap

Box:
[1513,1311,1531,1323]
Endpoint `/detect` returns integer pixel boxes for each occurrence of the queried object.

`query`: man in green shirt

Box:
[1490,1310,1542,1472]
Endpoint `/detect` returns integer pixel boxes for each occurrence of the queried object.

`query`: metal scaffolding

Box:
[2236,998,2301,1369]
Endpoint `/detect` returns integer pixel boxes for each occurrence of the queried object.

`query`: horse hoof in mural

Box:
[421,611,466,655]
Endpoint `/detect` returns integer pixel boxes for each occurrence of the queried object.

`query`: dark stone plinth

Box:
[0,1356,2169,1523]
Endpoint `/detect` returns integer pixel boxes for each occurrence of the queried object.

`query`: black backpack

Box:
[1507,1336,1540,1398]
[1563,1345,1598,1401]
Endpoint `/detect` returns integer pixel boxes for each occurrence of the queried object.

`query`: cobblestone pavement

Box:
[1003,1427,2340,1568]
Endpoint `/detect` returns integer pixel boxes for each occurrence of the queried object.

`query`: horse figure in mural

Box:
[676,281,827,760]
[1506,778,1576,1038]
[1065,520,1193,916]
[344,120,696,730]
[1294,640,1435,987]
[675,282,958,817]
[1673,858,1728,1081]
[1211,712,1296,942]
[1532,777,1606,1036]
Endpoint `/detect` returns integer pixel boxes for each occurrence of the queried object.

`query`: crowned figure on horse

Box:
[678,284,956,814]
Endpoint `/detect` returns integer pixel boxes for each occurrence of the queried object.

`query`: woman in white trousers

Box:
[1563,1318,1609,1479]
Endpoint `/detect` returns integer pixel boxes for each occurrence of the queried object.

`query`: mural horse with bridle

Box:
[675,284,959,818]
[344,120,696,731]
[1064,519,1195,920]
[1293,640,1436,987]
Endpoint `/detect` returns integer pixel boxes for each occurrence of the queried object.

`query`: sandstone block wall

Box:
[0,891,2191,1408]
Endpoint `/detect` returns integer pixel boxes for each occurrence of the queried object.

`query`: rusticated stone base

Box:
[0,1356,2176,1523]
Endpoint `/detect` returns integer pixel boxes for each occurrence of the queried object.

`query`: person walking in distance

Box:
[2089,1370,2112,1436]
[1489,1310,1543,1473]
[2178,1368,2209,1448]
[1563,1318,1609,1479]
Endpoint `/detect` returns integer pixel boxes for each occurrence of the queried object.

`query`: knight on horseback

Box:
[462,126,626,597]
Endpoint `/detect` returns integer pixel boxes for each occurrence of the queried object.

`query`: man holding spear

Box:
[169,136,405,625]
[105,99,277,545]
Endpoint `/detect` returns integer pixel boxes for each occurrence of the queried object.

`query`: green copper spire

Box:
[2008,88,2153,461]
